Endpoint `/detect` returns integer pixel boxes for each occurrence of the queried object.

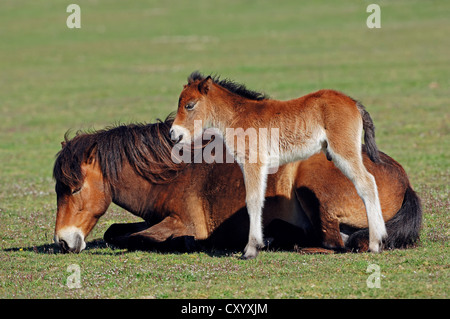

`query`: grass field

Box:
[0,0,448,299]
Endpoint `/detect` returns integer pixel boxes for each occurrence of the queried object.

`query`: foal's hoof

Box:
[240,245,260,260]
[240,251,259,260]
[368,240,385,253]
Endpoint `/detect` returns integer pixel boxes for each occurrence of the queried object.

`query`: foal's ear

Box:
[198,76,212,95]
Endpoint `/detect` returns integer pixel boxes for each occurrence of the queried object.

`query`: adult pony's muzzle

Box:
[54,227,86,253]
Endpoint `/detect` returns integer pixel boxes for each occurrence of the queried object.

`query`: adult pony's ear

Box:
[198,76,212,95]
[85,143,98,165]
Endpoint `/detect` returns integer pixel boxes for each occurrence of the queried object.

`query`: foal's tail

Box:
[355,101,380,163]
[346,185,423,251]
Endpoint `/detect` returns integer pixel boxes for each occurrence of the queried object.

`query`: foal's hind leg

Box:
[241,162,268,259]
[327,147,387,252]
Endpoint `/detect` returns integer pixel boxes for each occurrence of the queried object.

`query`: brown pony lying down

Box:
[53,117,421,254]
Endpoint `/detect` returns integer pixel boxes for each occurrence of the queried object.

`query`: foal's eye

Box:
[71,187,82,195]
[185,101,196,110]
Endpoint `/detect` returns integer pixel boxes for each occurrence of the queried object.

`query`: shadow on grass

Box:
[1,239,301,259]
[2,238,109,255]
[2,216,341,257]
[1,237,243,257]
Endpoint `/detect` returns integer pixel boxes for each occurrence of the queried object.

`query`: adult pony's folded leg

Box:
[103,222,149,248]
[126,216,197,252]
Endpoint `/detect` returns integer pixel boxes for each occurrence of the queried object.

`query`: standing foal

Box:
[170,72,387,259]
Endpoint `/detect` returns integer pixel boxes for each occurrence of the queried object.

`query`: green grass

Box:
[0,0,448,299]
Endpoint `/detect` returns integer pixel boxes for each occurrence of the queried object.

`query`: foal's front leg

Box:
[241,162,268,259]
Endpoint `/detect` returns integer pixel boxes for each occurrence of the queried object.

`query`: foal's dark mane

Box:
[188,71,268,101]
[53,116,185,190]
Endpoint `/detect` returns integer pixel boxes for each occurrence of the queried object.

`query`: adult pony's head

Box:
[170,71,267,144]
[53,135,110,253]
[53,118,180,253]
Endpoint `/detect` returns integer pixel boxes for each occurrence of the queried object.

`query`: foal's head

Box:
[170,71,267,144]
[170,72,215,144]
[53,139,111,253]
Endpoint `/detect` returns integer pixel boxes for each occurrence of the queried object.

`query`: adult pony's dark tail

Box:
[346,185,423,251]
[355,101,381,163]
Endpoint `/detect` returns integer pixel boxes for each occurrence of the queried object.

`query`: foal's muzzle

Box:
[169,129,183,144]
[169,125,191,144]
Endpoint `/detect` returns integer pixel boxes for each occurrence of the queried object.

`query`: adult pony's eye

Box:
[185,101,196,110]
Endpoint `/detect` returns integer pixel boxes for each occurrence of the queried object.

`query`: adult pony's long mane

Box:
[188,71,268,101]
[53,116,186,189]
